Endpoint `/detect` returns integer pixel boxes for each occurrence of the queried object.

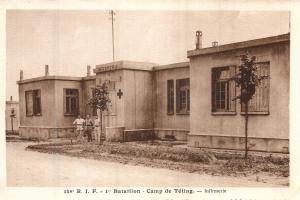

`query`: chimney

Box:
[195,30,202,49]
[87,65,91,76]
[20,70,23,80]
[10,96,12,101]
[45,65,49,76]
[212,41,218,47]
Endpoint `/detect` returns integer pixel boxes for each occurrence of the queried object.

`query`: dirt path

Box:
[6,142,284,187]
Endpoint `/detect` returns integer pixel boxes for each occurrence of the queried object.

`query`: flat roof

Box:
[82,75,96,81]
[94,60,158,73]
[17,75,96,84]
[153,62,189,71]
[187,33,290,58]
[6,101,18,104]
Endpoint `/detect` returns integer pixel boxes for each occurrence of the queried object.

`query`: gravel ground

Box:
[25,140,289,186]
[7,141,286,187]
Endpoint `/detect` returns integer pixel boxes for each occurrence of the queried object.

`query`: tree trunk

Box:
[11,117,14,134]
[245,101,249,159]
[100,110,103,145]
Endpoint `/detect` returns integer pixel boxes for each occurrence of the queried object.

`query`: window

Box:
[64,89,79,115]
[212,66,236,113]
[167,80,174,114]
[241,62,270,113]
[25,89,41,116]
[176,78,190,114]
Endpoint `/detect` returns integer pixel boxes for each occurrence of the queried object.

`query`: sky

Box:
[6,10,289,100]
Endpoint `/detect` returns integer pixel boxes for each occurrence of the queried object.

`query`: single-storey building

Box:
[17,33,289,153]
[5,96,19,134]
[187,33,289,153]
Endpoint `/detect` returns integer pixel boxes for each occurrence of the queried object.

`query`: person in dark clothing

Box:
[84,114,94,142]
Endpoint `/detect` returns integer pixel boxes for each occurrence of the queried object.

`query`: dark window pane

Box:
[71,97,76,113]
[167,80,174,114]
[25,91,33,116]
[64,89,78,115]
[32,90,41,115]
[212,67,232,112]
[187,89,190,111]
[176,78,190,114]
[66,97,70,113]
[35,97,41,114]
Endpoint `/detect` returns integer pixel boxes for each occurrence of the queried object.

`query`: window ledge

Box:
[64,113,77,116]
[176,112,190,115]
[104,113,117,116]
[241,111,269,115]
[212,111,236,116]
[167,112,174,115]
[26,114,42,117]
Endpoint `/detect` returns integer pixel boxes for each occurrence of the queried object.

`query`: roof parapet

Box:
[94,60,158,73]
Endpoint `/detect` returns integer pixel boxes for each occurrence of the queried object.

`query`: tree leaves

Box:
[231,52,267,104]
[87,82,111,112]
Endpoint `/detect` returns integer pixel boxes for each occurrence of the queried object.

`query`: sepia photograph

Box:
[5,9,290,188]
[1,2,298,199]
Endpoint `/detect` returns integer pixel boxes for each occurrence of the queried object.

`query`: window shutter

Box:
[35,90,41,115]
[63,89,66,114]
[176,79,180,113]
[25,91,33,116]
[211,69,215,112]
[167,80,174,114]
[228,66,236,111]
[187,87,190,112]
[75,89,79,115]
[241,62,270,113]
[260,63,270,112]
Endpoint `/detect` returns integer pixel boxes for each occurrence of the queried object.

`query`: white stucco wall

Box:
[189,41,289,140]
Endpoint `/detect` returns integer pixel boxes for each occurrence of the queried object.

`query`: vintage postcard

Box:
[1,0,299,200]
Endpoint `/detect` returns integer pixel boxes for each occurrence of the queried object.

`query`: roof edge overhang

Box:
[17,75,96,85]
[187,33,290,58]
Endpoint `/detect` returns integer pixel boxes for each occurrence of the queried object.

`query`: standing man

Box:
[94,115,101,144]
[73,115,85,142]
[84,114,94,142]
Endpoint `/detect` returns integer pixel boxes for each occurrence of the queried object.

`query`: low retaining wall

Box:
[105,128,155,142]
[124,129,155,142]
[105,126,125,142]
[154,128,189,141]
[188,134,289,153]
[19,126,75,139]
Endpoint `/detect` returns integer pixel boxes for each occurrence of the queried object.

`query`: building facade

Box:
[187,33,289,153]
[17,33,289,152]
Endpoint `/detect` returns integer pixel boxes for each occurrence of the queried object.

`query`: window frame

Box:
[176,78,190,115]
[167,79,174,115]
[240,61,270,115]
[64,88,79,116]
[25,89,42,117]
[211,65,236,115]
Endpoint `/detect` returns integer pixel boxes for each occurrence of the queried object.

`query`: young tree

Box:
[87,82,111,144]
[231,52,267,159]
